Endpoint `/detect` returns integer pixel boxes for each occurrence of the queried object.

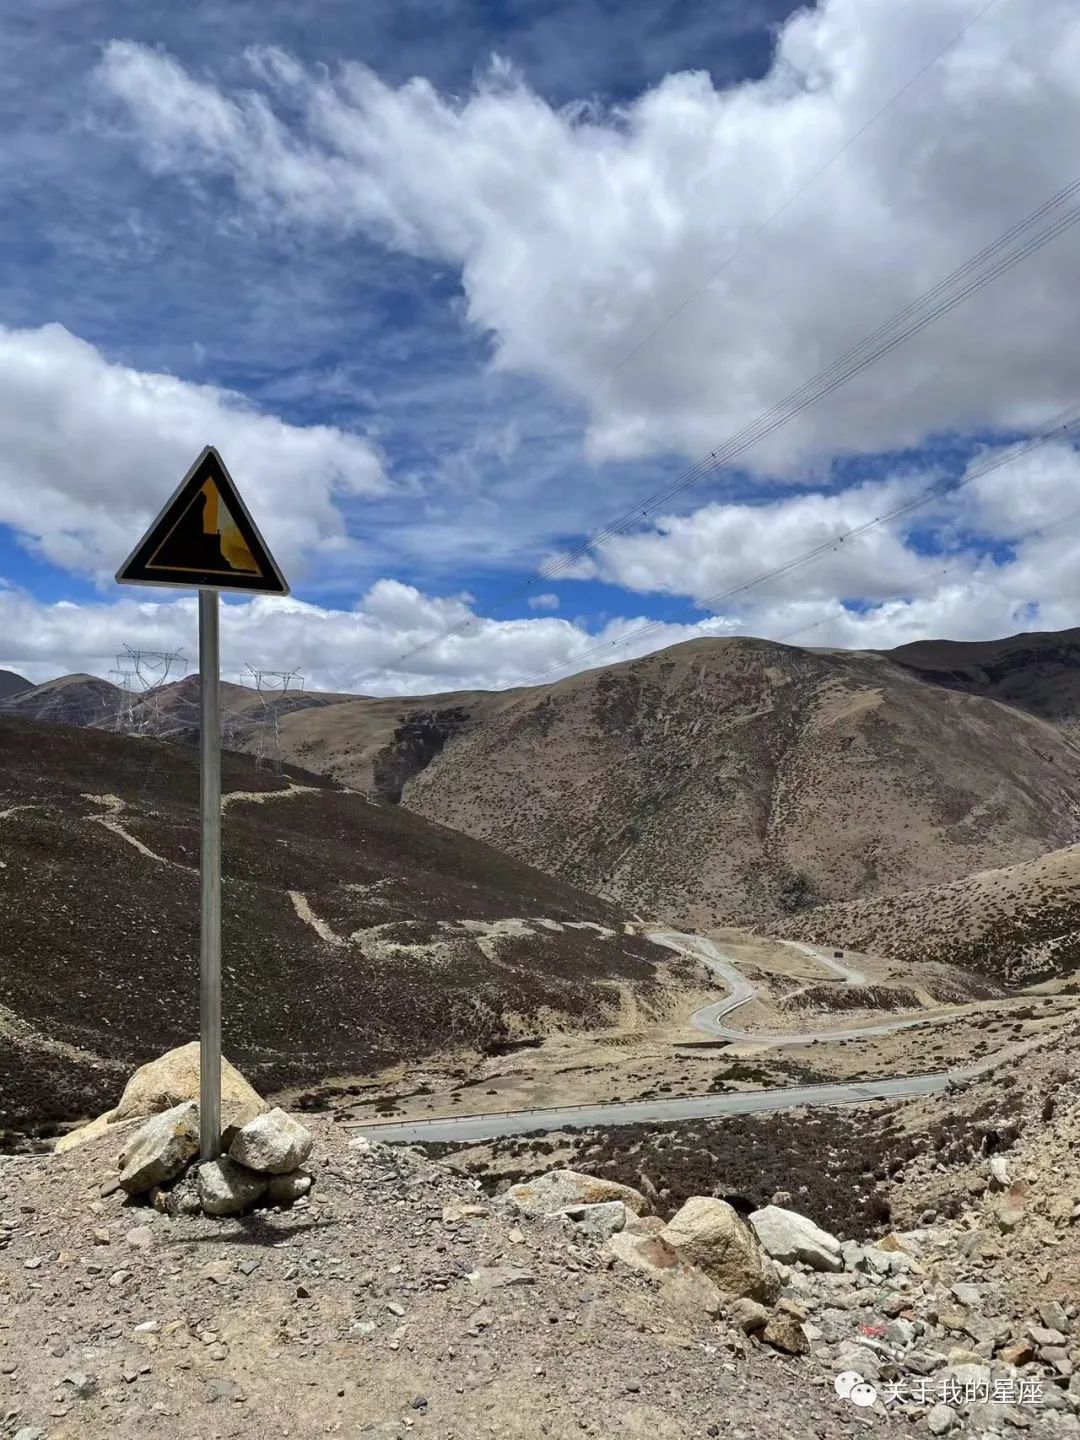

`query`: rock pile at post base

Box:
[114,1102,314,1218]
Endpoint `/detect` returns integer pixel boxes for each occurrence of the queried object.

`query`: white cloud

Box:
[592,476,943,604]
[0,323,386,583]
[3,482,1079,696]
[527,592,560,610]
[0,578,727,695]
[96,0,1080,476]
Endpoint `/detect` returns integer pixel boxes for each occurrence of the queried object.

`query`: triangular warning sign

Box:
[116,447,289,595]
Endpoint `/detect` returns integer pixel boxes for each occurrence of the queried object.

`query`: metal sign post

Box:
[198,590,223,1159]
[116,447,289,1161]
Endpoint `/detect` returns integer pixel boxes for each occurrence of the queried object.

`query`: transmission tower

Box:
[243,664,306,771]
[116,645,189,736]
[107,667,137,732]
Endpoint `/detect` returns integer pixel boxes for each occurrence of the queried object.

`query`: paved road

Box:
[353,1066,983,1144]
[650,930,965,1047]
[350,928,990,1144]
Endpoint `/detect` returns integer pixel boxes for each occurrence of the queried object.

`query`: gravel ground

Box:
[0,1117,903,1440]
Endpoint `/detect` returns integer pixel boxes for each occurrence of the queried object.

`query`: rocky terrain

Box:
[0,718,690,1147]
[418,1011,1080,1435]
[1,1020,1078,1440]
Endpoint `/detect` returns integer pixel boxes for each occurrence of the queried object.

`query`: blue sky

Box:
[2,0,1079,691]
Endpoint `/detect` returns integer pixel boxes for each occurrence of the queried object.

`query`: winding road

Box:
[651,931,971,1046]
[352,929,993,1144]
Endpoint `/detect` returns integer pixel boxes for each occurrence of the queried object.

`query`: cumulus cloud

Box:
[3,484,1078,696]
[0,579,726,694]
[527,592,560,610]
[592,476,940,605]
[96,0,1080,475]
[0,323,386,582]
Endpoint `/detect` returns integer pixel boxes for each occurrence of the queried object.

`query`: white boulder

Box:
[228,1107,313,1175]
[748,1205,844,1273]
[197,1157,268,1216]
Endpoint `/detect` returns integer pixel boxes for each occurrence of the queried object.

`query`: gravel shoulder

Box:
[0,1117,905,1440]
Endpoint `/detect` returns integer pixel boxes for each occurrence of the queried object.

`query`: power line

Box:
[770,501,1080,650]
[542,177,1080,571]
[397,168,1080,665]
[510,405,1080,684]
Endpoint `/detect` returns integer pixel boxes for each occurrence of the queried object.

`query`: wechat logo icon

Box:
[835,1371,878,1407]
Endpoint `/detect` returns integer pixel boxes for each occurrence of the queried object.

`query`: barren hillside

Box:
[889,626,1080,740]
[401,638,1080,928]
[0,719,683,1144]
[1,672,124,727]
[14,629,1080,930]
[0,668,29,701]
[788,841,1080,984]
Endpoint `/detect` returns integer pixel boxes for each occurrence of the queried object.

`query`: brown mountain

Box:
[888,626,1080,741]
[0,718,680,1143]
[393,637,1080,928]
[16,626,1080,932]
[1,672,122,727]
[130,633,1080,931]
[788,841,1080,985]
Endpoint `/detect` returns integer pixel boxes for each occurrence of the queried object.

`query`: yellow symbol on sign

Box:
[147,479,261,578]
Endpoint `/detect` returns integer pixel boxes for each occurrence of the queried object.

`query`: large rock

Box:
[557,1201,627,1242]
[197,1157,268,1216]
[60,1043,265,1154]
[605,1230,681,1277]
[228,1108,313,1175]
[114,1042,265,1126]
[55,1110,137,1155]
[117,1102,200,1195]
[748,1205,843,1272]
[728,1297,770,1333]
[501,1169,651,1218]
[266,1169,313,1204]
[660,1197,780,1303]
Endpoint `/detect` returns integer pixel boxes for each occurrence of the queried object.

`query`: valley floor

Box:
[310,927,1078,1135]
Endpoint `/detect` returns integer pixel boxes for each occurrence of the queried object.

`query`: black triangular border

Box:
[116,446,289,595]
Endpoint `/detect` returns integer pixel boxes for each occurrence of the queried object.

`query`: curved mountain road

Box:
[352,929,992,1144]
[650,930,965,1046]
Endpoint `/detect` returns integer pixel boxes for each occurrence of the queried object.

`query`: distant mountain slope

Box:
[788,842,1080,985]
[1,672,121,727]
[888,627,1080,740]
[398,637,1080,928]
[269,688,515,798]
[0,719,680,1141]
[13,627,1080,932]
[0,669,30,701]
